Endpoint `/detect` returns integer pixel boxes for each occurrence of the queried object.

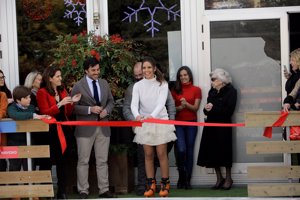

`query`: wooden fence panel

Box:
[0,119,49,132]
[0,171,52,184]
[248,166,300,179]
[245,111,300,197]
[247,141,300,154]
[0,185,54,198]
[17,145,50,158]
[245,111,300,127]
[248,183,300,197]
[0,119,53,198]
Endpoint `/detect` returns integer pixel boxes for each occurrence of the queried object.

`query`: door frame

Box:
[200,7,294,178]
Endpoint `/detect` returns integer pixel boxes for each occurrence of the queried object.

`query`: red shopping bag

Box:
[290,126,300,140]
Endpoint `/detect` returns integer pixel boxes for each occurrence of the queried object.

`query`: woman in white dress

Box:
[131,56,177,197]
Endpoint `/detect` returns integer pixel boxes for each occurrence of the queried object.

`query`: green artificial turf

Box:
[66,186,248,199]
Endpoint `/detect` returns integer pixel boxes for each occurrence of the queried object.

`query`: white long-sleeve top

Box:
[131,77,169,119]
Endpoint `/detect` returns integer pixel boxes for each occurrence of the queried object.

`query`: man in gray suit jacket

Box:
[122,61,176,196]
[71,57,115,199]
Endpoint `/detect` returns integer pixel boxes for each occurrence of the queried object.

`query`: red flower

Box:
[90,49,100,61]
[95,52,101,61]
[72,59,77,67]
[110,34,123,44]
[90,49,97,56]
[59,59,65,66]
[96,36,103,44]
[72,34,78,43]
[80,30,87,37]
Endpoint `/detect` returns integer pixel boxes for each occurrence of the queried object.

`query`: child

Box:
[0,91,8,171]
[7,85,49,172]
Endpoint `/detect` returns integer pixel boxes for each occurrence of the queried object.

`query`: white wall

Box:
[0,0,19,90]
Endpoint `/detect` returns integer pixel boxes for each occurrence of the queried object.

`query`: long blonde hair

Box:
[290,48,300,68]
[24,71,41,89]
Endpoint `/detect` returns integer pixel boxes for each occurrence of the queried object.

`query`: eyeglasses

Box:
[211,77,217,82]
[0,76,5,80]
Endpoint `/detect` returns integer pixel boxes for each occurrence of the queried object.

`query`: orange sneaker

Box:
[144,178,156,197]
[159,177,170,197]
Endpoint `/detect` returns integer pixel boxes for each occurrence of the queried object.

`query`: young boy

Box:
[7,85,48,171]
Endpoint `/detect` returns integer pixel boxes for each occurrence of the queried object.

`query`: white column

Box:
[99,0,109,35]
[180,0,203,85]
[86,0,109,36]
[0,0,19,90]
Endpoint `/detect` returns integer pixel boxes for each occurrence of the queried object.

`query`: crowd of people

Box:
[2,49,299,199]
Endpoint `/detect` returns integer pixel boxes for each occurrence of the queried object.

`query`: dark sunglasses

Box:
[211,77,217,82]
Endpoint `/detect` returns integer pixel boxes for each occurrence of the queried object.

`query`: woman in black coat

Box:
[197,68,237,190]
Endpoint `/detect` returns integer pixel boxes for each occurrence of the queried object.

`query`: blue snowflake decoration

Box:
[64,0,86,26]
[122,0,180,37]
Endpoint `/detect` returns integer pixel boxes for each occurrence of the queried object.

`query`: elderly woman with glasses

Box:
[197,68,237,190]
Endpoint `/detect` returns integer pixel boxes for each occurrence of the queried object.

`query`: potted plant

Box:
[52,31,140,109]
[52,31,143,194]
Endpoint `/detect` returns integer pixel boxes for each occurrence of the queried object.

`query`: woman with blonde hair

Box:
[283,48,300,111]
[24,70,42,109]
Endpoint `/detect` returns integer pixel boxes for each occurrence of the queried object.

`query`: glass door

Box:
[202,11,290,175]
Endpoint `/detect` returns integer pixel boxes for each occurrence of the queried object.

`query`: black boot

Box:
[185,174,192,190]
[177,169,186,189]
[56,187,67,199]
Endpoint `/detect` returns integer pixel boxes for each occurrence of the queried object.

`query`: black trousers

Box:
[7,134,28,171]
[49,125,75,195]
[0,160,7,171]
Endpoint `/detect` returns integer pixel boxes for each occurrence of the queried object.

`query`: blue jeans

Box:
[175,124,198,175]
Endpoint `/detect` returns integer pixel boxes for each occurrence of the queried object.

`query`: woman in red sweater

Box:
[171,66,201,189]
[36,65,80,199]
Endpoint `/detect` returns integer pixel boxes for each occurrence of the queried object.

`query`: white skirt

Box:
[133,122,177,146]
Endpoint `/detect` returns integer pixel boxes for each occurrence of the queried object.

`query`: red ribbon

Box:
[142,118,245,127]
[41,118,244,153]
[0,112,291,153]
[263,111,288,138]
[41,118,143,154]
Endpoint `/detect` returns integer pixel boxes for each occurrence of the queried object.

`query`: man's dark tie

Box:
[92,80,100,106]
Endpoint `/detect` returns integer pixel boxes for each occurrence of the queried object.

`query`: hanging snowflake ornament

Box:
[64,0,87,26]
[122,0,180,37]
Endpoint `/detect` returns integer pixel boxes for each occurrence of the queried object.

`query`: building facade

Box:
[1,0,300,186]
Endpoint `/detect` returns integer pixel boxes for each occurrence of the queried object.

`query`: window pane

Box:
[108,0,181,81]
[210,19,283,163]
[16,0,87,84]
[206,0,300,10]
[108,0,181,166]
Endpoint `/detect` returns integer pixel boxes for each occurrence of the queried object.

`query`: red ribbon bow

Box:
[263,111,288,138]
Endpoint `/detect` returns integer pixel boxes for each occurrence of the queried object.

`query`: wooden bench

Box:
[0,119,54,199]
[245,111,300,197]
